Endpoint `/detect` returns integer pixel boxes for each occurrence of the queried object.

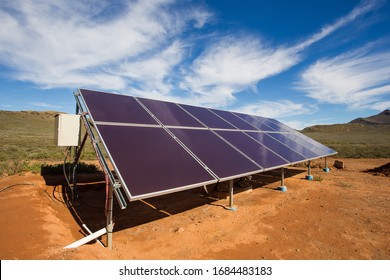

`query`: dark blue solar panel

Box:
[295,132,337,155]
[267,118,337,155]
[267,118,294,132]
[215,131,288,169]
[96,125,216,200]
[179,104,236,129]
[137,97,205,128]
[274,132,332,156]
[245,132,307,163]
[250,116,289,133]
[211,109,257,130]
[169,128,260,179]
[234,112,277,131]
[266,133,320,159]
[80,89,157,125]
[79,89,337,202]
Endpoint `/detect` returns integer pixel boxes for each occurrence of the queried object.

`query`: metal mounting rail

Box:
[74,91,127,210]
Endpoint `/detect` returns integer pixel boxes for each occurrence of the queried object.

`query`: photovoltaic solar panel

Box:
[215,130,289,169]
[78,89,337,201]
[179,104,236,129]
[265,118,293,132]
[251,116,290,133]
[288,129,336,155]
[211,109,258,130]
[264,118,336,155]
[245,132,307,163]
[137,97,205,128]
[96,125,216,199]
[234,113,277,132]
[168,128,260,179]
[81,89,157,125]
[277,132,329,156]
[266,133,320,159]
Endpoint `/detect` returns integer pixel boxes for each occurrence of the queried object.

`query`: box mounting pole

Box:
[306,160,314,180]
[278,167,287,192]
[225,180,237,211]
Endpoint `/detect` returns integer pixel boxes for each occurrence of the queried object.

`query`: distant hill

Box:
[349,109,390,125]
[300,110,390,158]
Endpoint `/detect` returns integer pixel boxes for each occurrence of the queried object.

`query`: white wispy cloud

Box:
[297,44,390,110]
[176,0,381,106]
[110,41,185,96]
[0,0,382,111]
[236,100,317,119]
[293,0,382,51]
[30,102,61,108]
[0,0,211,91]
[180,36,300,106]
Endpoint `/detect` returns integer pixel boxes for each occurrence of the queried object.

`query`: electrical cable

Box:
[63,146,72,189]
[62,144,105,209]
[0,183,36,193]
[0,183,56,202]
[63,146,79,207]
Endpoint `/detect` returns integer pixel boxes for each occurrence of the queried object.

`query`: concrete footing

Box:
[306,175,314,180]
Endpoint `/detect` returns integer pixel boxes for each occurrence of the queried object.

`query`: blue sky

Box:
[0,0,389,129]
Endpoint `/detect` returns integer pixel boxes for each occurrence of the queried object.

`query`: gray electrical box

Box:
[54,114,80,146]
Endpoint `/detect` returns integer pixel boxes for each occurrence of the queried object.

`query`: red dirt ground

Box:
[0,158,389,260]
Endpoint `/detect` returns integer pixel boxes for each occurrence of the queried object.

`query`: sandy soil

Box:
[0,158,389,260]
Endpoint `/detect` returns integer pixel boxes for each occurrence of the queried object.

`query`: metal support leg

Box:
[71,161,79,204]
[106,184,114,249]
[279,167,287,192]
[306,160,314,180]
[323,157,330,172]
[72,101,80,195]
[225,180,237,211]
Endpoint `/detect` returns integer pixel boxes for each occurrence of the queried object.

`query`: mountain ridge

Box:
[349,109,390,125]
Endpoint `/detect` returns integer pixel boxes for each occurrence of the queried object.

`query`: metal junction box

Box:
[54,114,80,146]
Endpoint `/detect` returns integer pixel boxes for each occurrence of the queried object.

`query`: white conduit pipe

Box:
[64,228,107,249]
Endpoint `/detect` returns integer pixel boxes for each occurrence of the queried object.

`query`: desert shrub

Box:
[40,162,99,175]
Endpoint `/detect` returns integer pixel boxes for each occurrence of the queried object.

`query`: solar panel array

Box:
[79,89,336,201]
